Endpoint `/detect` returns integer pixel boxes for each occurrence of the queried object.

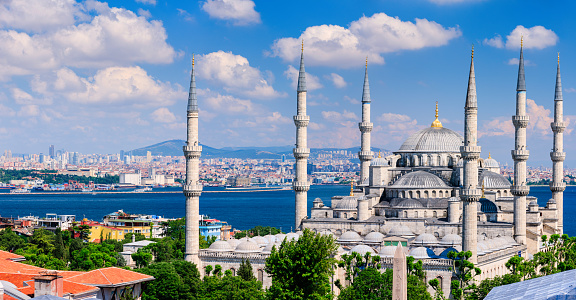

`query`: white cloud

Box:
[0,0,86,33]
[201,0,260,26]
[507,58,534,66]
[321,110,358,123]
[0,1,176,79]
[0,104,15,116]
[284,65,323,91]
[177,9,195,22]
[197,51,284,99]
[17,104,40,117]
[136,0,156,5]
[328,73,347,88]
[483,35,504,48]
[504,25,558,50]
[47,66,184,106]
[203,92,255,114]
[138,8,152,19]
[151,108,176,123]
[565,88,576,93]
[380,113,412,123]
[271,12,461,68]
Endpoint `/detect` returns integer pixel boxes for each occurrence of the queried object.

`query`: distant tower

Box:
[183,55,202,265]
[512,38,530,245]
[358,58,374,185]
[550,53,566,233]
[49,145,55,158]
[460,46,481,264]
[293,41,310,230]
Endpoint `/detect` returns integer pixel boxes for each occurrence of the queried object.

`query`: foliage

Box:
[132,248,153,268]
[0,227,26,252]
[238,258,255,281]
[73,224,91,241]
[138,261,201,300]
[200,272,265,300]
[0,168,118,185]
[234,226,282,239]
[70,243,117,270]
[470,274,520,300]
[448,251,481,300]
[265,229,338,300]
[338,268,392,300]
[428,278,447,300]
[30,228,55,254]
[123,233,146,243]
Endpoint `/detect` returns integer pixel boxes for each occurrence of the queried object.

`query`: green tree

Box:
[265,228,338,300]
[448,251,481,300]
[338,268,392,300]
[30,228,55,255]
[238,259,255,281]
[70,243,117,270]
[200,272,265,300]
[132,249,153,269]
[139,261,200,300]
[428,278,447,300]
[73,224,91,241]
[471,274,520,300]
[53,228,66,260]
[0,227,26,252]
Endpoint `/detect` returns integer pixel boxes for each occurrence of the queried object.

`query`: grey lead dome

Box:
[398,127,463,153]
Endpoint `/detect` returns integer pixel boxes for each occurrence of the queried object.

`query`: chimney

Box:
[33,272,63,297]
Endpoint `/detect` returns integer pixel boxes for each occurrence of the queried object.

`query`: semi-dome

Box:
[397,199,424,208]
[413,233,439,246]
[479,171,511,189]
[391,171,449,189]
[397,127,464,153]
[363,231,385,243]
[227,239,241,248]
[350,245,377,256]
[479,199,498,213]
[440,234,462,245]
[439,247,460,258]
[409,247,435,259]
[208,240,233,252]
[338,231,363,242]
[378,246,398,257]
[387,225,414,237]
[334,196,358,210]
[235,241,261,253]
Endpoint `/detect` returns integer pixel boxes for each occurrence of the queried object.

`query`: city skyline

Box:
[0,0,574,167]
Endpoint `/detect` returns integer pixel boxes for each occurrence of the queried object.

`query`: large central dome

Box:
[397,127,463,153]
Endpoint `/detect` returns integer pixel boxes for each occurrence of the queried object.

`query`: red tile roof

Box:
[0,250,25,261]
[67,267,154,286]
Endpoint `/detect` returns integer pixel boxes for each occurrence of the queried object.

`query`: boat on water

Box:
[81,188,94,192]
[10,188,31,194]
[133,187,153,193]
[224,185,290,191]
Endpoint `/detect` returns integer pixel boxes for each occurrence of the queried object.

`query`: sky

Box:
[0,0,575,166]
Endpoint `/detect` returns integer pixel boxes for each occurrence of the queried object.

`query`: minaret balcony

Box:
[460,146,481,158]
[293,115,310,127]
[183,145,202,159]
[511,150,529,161]
[512,115,529,128]
[293,148,310,159]
[183,184,203,197]
[511,185,530,196]
[550,151,566,162]
[551,122,566,132]
[358,122,373,132]
[292,181,310,192]
[550,182,566,192]
[358,151,374,161]
[460,188,481,202]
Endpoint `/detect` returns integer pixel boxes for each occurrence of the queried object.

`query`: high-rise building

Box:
[49,145,55,158]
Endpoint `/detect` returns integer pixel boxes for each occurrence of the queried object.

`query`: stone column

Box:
[393,243,407,300]
[550,54,566,233]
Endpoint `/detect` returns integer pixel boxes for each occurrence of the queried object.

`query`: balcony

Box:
[512,115,529,128]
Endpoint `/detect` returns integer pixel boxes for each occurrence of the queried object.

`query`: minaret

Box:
[511,38,530,245]
[358,58,374,185]
[460,46,481,264]
[183,55,202,265]
[550,53,566,233]
[293,41,310,230]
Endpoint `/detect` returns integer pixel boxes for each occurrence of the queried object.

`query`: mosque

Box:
[182,40,566,294]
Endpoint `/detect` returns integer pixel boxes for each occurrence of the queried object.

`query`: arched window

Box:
[424,211,427,217]
[258,269,264,282]
[409,191,413,198]
[424,191,429,198]
[439,190,443,197]
[436,276,443,290]
[415,211,419,218]
[230,268,236,276]
[433,211,437,218]
[432,190,437,197]
[404,211,408,218]
[416,191,420,198]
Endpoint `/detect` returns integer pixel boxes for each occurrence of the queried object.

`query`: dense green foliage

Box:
[233,226,282,239]
[448,251,481,300]
[0,169,118,184]
[265,229,338,300]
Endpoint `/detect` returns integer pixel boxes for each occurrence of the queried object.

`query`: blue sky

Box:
[0,0,574,166]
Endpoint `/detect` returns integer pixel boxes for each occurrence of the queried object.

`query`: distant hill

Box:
[130,140,389,159]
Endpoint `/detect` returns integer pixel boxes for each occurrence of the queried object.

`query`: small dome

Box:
[409,247,435,259]
[295,231,303,235]
[378,246,398,257]
[371,157,388,166]
[264,234,277,244]
[262,242,278,253]
[448,197,459,203]
[479,171,511,189]
[363,231,385,243]
[350,245,377,256]
[208,240,233,252]
[440,234,462,245]
[397,127,464,153]
[477,242,490,254]
[275,233,287,242]
[391,171,449,189]
[313,198,322,203]
[286,232,299,241]
[484,157,499,168]
[335,196,358,210]
[479,199,498,213]
[235,241,261,253]
[529,200,538,206]
[338,231,363,242]
[413,233,439,246]
[387,225,414,237]
[397,199,424,208]
[251,236,269,246]
[227,239,241,248]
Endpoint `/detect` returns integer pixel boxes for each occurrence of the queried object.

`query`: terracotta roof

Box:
[59,271,84,279]
[62,280,99,295]
[0,250,25,261]
[67,267,154,286]
[0,260,45,273]
[0,273,36,287]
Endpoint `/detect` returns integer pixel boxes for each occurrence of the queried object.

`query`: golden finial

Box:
[301,39,304,52]
[431,101,443,128]
[471,44,474,60]
[192,54,195,66]
[365,56,368,68]
[521,35,523,48]
[558,52,560,64]
[378,151,381,158]
[488,152,491,159]
[481,182,485,198]
[350,181,354,196]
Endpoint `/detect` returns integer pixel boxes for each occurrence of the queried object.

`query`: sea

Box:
[1,185,575,235]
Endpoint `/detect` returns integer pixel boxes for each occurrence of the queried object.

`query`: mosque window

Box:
[433,211,437,218]
[258,269,264,282]
[415,211,419,218]
[432,191,437,197]
[404,211,408,218]
[231,268,236,276]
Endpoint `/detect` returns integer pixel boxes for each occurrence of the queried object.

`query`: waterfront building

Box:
[199,216,231,241]
[102,210,153,238]
[119,173,141,186]
[80,220,125,242]
[36,214,75,232]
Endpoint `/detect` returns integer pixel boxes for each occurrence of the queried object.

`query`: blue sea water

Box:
[0,185,574,235]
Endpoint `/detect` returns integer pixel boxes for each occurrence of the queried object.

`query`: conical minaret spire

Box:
[512,37,530,245]
[550,53,566,233]
[183,55,203,265]
[293,41,310,229]
[358,58,374,185]
[460,46,481,264]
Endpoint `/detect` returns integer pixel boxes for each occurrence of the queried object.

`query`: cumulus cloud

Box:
[151,108,176,123]
[136,0,156,5]
[201,0,260,25]
[485,25,558,50]
[197,51,284,99]
[507,58,534,66]
[327,73,347,88]
[321,110,358,123]
[46,66,184,106]
[271,12,461,68]
[284,65,323,91]
[0,0,86,32]
[177,8,195,22]
[483,35,504,48]
[0,1,176,79]
[378,112,424,143]
[203,92,255,114]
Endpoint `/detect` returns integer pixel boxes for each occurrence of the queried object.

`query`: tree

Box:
[471,274,520,300]
[132,249,153,269]
[70,243,117,271]
[338,268,392,300]
[138,262,200,300]
[0,227,26,252]
[73,224,91,241]
[200,272,265,300]
[30,228,55,255]
[448,251,481,300]
[53,228,66,260]
[428,278,447,300]
[238,259,255,281]
[265,228,338,300]
[234,226,282,239]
